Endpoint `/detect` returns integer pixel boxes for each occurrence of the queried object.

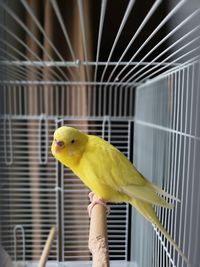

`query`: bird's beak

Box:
[53,140,65,154]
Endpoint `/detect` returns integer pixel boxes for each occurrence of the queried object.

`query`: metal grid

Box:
[0,116,132,264]
[0,117,58,262]
[1,0,200,86]
[0,83,134,117]
[0,0,200,266]
[133,60,200,267]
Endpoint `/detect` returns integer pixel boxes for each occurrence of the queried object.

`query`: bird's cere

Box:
[53,140,65,154]
[55,140,65,147]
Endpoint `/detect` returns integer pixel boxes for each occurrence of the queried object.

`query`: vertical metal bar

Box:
[94,0,107,83]
[18,84,22,115]
[73,86,76,116]
[67,86,70,116]
[93,84,96,117]
[61,85,65,116]
[108,85,112,116]
[125,120,132,261]
[160,84,165,267]
[25,85,28,115]
[13,85,17,115]
[166,74,172,266]
[55,85,59,116]
[129,86,134,117]
[60,119,65,262]
[38,114,48,165]
[124,86,130,117]
[102,116,109,140]
[38,85,42,114]
[32,85,38,115]
[119,86,123,116]
[3,85,7,114]
[77,86,81,116]
[114,86,118,117]
[77,0,90,81]
[3,115,13,165]
[176,67,186,267]
[8,85,12,114]
[88,85,91,116]
[187,63,195,260]
[169,71,177,265]
[103,84,107,115]
[108,118,111,145]
[173,68,182,264]
[188,62,200,261]
[181,66,190,264]
[166,73,173,267]
[98,86,102,116]
[155,82,162,267]
[55,118,64,262]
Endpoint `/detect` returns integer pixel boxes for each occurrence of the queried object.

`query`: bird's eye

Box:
[71,139,75,144]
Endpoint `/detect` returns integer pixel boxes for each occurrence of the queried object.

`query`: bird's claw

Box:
[88,192,110,217]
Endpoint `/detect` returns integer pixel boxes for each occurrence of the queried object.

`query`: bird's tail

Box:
[151,183,180,203]
[130,198,190,266]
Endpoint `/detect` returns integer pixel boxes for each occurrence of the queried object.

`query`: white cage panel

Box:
[0,117,131,264]
[0,118,58,262]
[133,61,200,267]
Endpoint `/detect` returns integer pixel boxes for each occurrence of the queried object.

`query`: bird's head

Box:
[51,126,88,164]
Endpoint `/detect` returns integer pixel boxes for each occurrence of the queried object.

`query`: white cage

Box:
[0,0,200,267]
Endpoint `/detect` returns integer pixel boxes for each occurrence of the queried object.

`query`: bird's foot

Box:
[88,192,110,217]
[88,192,95,203]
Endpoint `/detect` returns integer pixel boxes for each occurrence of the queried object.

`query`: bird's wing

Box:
[122,184,173,208]
[83,136,176,206]
[84,135,146,189]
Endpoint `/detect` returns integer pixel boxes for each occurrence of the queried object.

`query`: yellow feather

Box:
[131,198,190,265]
[52,126,189,264]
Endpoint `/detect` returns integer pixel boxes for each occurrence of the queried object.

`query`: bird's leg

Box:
[88,192,110,217]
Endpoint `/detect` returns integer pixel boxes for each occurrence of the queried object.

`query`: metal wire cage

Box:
[0,0,200,267]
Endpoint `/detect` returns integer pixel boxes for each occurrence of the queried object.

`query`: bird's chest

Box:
[74,157,102,190]
[72,155,117,201]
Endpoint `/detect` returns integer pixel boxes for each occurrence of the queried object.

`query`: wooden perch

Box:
[38,226,56,267]
[88,194,110,267]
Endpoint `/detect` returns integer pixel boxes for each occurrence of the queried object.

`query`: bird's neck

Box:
[57,146,84,169]
[67,154,82,168]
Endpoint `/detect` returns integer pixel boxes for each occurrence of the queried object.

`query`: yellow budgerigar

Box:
[51,126,189,264]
